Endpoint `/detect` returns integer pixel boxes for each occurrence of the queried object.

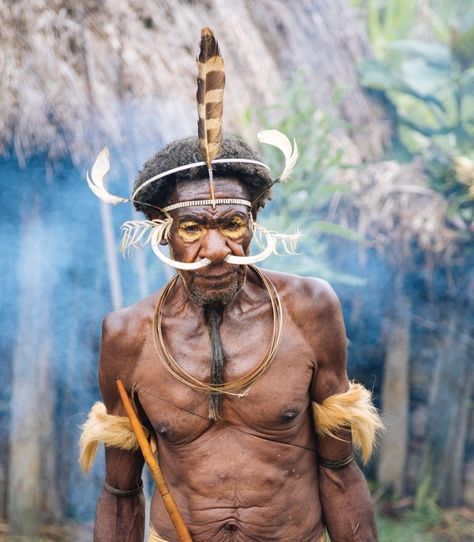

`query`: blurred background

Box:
[0,0,473,540]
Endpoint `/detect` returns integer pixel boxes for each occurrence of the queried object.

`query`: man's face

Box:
[167,177,253,307]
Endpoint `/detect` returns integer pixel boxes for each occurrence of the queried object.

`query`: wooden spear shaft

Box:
[115,377,193,542]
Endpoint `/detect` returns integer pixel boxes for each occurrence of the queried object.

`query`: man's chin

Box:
[184,269,245,307]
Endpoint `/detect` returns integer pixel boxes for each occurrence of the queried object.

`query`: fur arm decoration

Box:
[312,382,384,464]
[79,402,150,474]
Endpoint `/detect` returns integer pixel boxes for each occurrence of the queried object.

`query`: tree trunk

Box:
[377,277,410,496]
[8,201,60,534]
[100,201,123,311]
[422,309,472,505]
[463,408,474,507]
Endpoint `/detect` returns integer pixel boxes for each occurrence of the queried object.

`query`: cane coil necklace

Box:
[153,266,283,410]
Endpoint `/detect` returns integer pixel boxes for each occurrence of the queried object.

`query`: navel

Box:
[223,520,239,532]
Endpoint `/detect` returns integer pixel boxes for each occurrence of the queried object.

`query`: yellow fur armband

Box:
[312,382,384,464]
[79,402,148,474]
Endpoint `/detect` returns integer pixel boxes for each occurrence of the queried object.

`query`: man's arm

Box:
[94,312,146,542]
[309,280,378,542]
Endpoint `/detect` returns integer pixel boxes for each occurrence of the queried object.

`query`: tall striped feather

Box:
[196,27,225,171]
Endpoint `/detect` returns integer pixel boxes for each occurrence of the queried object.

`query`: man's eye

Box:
[220,219,247,238]
[225,221,241,231]
[177,222,204,241]
[178,221,201,233]
[183,224,200,233]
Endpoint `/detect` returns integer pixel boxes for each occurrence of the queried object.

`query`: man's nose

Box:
[199,229,231,264]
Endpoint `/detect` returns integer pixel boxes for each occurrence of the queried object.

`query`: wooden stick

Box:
[115,377,193,542]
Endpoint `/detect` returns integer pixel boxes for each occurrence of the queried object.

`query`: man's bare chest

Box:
[130,313,316,447]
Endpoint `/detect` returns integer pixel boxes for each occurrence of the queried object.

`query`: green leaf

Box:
[358,59,446,111]
[400,58,450,95]
[460,68,474,95]
[388,40,452,68]
[358,59,403,91]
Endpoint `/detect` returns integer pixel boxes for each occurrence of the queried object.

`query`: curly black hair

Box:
[132,134,273,218]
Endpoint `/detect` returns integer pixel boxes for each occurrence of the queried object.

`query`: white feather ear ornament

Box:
[86,147,129,205]
[252,222,303,255]
[257,130,299,182]
[119,219,173,255]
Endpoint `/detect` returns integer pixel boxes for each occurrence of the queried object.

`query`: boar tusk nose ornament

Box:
[151,228,212,270]
[150,228,277,270]
[225,232,276,265]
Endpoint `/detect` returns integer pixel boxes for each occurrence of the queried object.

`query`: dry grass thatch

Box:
[1,0,462,260]
[0,0,389,164]
[331,160,464,267]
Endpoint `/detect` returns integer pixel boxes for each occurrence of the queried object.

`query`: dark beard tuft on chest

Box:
[205,306,225,420]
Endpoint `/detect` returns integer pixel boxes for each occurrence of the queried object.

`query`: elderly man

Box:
[80,27,382,542]
[81,133,382,542]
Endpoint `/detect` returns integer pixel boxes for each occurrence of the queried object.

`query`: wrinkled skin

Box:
[94,178,377,541]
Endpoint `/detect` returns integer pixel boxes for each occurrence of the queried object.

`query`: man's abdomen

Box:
[149,427,324,541]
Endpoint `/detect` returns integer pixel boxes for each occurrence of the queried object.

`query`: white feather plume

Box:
[257,130,299,182]
[120,219,173,255]
[86,147,129,205]
[253,222,303,255]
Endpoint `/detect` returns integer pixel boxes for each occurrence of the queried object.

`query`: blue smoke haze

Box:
[1,138,472,519]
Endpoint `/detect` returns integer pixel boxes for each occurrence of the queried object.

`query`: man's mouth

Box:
[195,270,234,282]
[191,264,238,279]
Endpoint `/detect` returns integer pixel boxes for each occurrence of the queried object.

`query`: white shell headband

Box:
[86,129,299,208]
[85,28,302,270]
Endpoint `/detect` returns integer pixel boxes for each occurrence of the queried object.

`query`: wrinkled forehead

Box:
[170,177,251,219]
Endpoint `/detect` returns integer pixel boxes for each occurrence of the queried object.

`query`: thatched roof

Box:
[0,0,389,164]
[1,0,465,261]
[331,159,465,267]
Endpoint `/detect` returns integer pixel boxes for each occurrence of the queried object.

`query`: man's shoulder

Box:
[261,268,340,315]
[99,291,163,390]
[101,291,159,351]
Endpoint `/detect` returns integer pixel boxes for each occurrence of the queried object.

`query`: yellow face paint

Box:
[218,216,248,240]
[177,221,207,243]
[176,216,249,243]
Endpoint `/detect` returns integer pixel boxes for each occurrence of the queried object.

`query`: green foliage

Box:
[358,41,473,153]
[357,1,474,226]
[375,477,446,542]
[244,75,363,285]
[377,516,438,542]
[366,0,418,56]
[423,0,474,42]
[410,474,444,528]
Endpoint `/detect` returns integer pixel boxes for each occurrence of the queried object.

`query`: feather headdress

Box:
[86,147,128,205]
[257,130,299,182]
[197,27,225,207]
[84,27,302,270]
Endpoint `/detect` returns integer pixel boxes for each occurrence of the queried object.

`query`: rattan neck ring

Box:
[152,266,283,397]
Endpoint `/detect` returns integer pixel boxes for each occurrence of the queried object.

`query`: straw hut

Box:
[330,156,473,505]
[0,0,471,535]
[0,0,389,531]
